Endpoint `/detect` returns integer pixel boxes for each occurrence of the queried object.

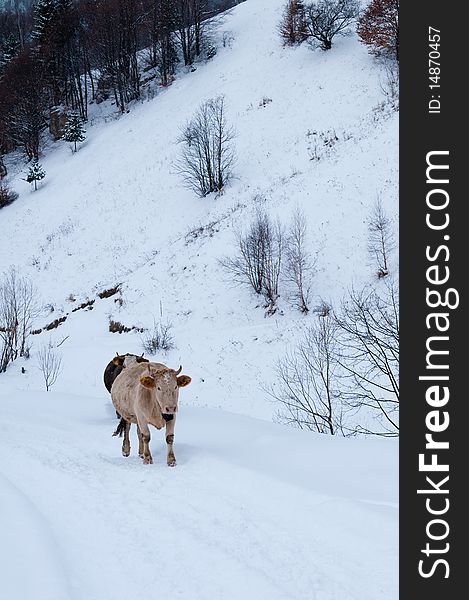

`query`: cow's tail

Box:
[112,417,127,438]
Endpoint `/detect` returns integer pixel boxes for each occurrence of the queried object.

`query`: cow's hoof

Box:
[122,451,130,457]
[143,456,153,465]
[167,459,177,467]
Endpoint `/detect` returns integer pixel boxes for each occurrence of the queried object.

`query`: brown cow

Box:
[111,361,191,466]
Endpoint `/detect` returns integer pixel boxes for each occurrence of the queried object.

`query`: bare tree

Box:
[284,207,315,313]
[144,0,179,86]
[220,211,284,315]
[262,217,284,315]
[0,46,48,160]
[304,0,360,50]
[357,0,399,63]
[279,0,308,45]
[0,284,16,373]
[174,0,210,65]
[269,315,345,434]
[334,277,399,436]
[177,95,236,197]
[0,268,41,372]
[367,198,396,278]
[141,319,175,354]
[38,342,63,391]
[270,277,399,437]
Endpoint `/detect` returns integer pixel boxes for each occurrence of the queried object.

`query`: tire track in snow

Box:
[0,470,78,600]
[0,406,396,600]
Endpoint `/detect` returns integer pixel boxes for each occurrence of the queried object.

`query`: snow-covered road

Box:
[0,389,397,600]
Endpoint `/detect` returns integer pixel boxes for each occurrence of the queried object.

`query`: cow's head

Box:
[140,365,191,415]
[112,352,148,367]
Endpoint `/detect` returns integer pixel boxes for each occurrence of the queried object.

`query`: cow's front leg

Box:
[137,420,153,464]
[136,425,144,458]
[122,420,131,457]
[165,415,177,467]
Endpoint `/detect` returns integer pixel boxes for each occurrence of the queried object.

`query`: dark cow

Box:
[103,352,149,394]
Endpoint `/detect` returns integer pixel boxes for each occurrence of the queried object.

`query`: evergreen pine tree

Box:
[0,155,7,180]
[26,160,46,191]
[0,35,20,74]
[62,111,86,152]
[32,0,60,44]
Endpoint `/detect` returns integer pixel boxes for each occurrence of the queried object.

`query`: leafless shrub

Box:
[221,211,284,315]
[307,143,322,162]
[284,207,315,313]
[259,97,273,108]
[109,320,132,334]
[222,31,234,48]
[176,95,236,197]
[367,198,396,278]
[314,300,332,317]
[98,285,121,299]
[72,299,95,312]
[380,62,399,111]
[269,315,345,434]
[0,181,18,209]
[45,316,67,331]
[141,320,175,354]
[38,342,63,391]
[185,219,222,244]
[0,268,41,372]
[307,128,339,161]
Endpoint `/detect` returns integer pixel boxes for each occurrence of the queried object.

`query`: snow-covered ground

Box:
[0,388,397,600]
[1,0,398,597]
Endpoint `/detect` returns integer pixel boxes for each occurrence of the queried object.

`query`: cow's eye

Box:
[157,387,161,391]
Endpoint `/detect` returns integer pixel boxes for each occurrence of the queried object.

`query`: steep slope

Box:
[1,0,398,420]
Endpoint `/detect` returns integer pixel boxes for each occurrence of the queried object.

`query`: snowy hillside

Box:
[1,0,397,419]
[1,0,398,597]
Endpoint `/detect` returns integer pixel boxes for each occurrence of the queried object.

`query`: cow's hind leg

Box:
[137,420,153,465]
[165,415,177,467]
[137,425,144,458]
[122,420,131,457]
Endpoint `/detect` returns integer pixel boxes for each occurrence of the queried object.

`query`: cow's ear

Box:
[112,356,123,366]
[177,375,192,388]
[140,375,156,389]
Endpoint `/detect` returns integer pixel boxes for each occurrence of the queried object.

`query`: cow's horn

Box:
[175,365,182,376]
